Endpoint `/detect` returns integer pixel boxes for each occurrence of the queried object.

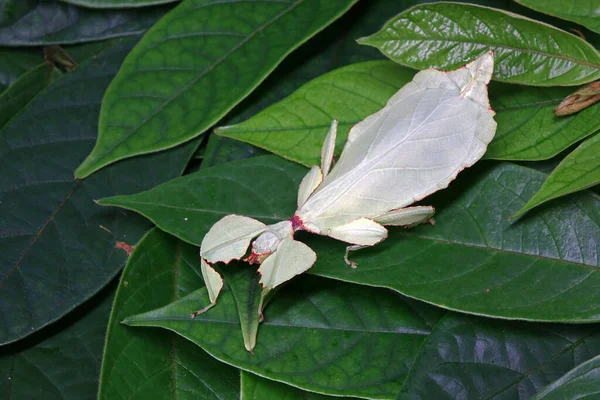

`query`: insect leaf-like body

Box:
[196,52,497,352]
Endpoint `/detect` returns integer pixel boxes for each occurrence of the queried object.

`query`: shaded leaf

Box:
[514,133,600,216]
[485,82,600,160]
[0,0,173,46]
[60,0,179,8]
[201,134,266,170]
[74,0,360,178]
[217,61,415,167]
[241,372,355,400]
[0,48,43,93]
[358,2,600,85]
[99,229,239,399]
[124,273,440,400]
[515,0,600,34]
[101,157,600,323]
[530,355,600,400]
[0,288,114,400]
[0,63,60,130]
[398,314,600,399]
[0,38,198,345]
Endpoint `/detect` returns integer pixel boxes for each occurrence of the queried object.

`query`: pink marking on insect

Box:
[290,214,305,231]
[245,250,270,265]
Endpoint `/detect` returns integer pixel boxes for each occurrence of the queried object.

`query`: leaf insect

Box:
[194,52,497,352]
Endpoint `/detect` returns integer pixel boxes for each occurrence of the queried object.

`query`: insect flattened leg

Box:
[344,244,367,269]
[258,238,317,290]
[327,218,388,246]
[191,258,223,318]
[374,206,435,228]
[201,215,268,264]
[321,119,338,177]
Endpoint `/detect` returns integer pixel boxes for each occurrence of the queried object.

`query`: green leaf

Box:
[0,63,61,130]
[309,162,600,323]
[358,2,600,86]
[241,372,357,400]
[124,272,440,399]
[0,38,199,345]
[485,83,600,160]
[530,355,600,400]
[514,133,600,216]
[0,0,173,46]
[74,0,360,178]
[100,157,600,323]
[99,156,304,245]
[397,314,600,399]
[0,48,43,94]
[201,134,266,170]
[217,61,415,167]
[0,289,114,400]
[59,0,179,8]
[99,229,239,399]
[515,0,600,34]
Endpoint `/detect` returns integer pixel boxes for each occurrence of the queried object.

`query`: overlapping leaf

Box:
[485,83,600,160]
[0,48,43,93]
[0,63,61,130]
[124,273,438,399]
[100,156,600,323]
[0,290,114,400]
[0,38,198,345]
[515,133,600,216]
[358,2,600,86]
[60,0,179,8]
[241,372,357,400]
[515,0,600,34]
[530,355,600,400]
[99,229,239,399]
[398,314,600,399]
[74,0,360,178]
[0,0,173,46]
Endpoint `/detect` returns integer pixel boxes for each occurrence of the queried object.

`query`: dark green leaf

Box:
[0,289,114,400]
[99,229,239,399]
[99,156,304,245]
[0,0,173,46]
[0,63,60,130]
[241,372,355,400]
[59,0,179,8]
[515,0,600,34]
[358,2,600,85]
[201,134,266,170]
[515,133,600,216]
[0,48,43,93]
[530,355,600,400]
[485,83,600,160]
[0,38,198,345]
[217,61,415,167]
[309,162,600,323]
[100,157,600,323]
[124,273,439,400]
[398,314,600,399]
[74,0,360,178]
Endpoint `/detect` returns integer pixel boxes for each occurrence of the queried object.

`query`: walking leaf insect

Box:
[195,52,497,352]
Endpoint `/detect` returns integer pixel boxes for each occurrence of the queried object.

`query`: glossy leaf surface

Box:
[99,229,239,399]
[74,0,359,178]
[398,314,600,399]
[530,355,600,400]
[358,2,600,86]
[0,290,113,399]
[0,63,60,130]
[0,39,198,345]
[515,133,600,216]
[0,0,172,46]
[485,83,600,160]
[124,274,438,399]
[101,157,600,322]
[516,0,600,34]
[60,0,179,8]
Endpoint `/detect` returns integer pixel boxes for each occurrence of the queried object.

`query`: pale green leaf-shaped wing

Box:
[297,166,323,208]
[200,215,267,263]
[320,119,338,176]
[258,238,316,290]
[297,52,496,229]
